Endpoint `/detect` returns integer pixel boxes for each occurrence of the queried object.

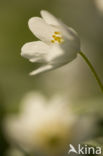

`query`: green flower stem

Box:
[79,51,103,93]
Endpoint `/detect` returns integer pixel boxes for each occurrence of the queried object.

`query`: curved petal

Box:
[30,64,53,76]
[58,21,80,43]
[58,23,80,56]
[40,10,60,26]
[46,44,63,63]
[28,17,59,43]
[47,40,79,67]
[21,41,50,63]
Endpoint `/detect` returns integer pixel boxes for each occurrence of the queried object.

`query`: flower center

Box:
[51,31,64,44]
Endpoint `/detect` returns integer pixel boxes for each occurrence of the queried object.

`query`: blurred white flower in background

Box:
[3,92,76,156]
[95,0,103,13]
[21,10,80,76]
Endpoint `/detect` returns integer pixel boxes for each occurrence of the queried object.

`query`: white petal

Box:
[21,41,50,63]
[21,92,47,115]
[58,23,80,54]
[48,40,79,67]
[40,10,60,26]
[58,21,80,42]
[46,44,63,63]
[40,10,79,42]
[30,64,53,76]
[28,17,59,43]
[59,40,79,62]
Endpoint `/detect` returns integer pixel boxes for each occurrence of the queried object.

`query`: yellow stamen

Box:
[52,35,56,39]
[58,39,61,43]
[51,32,64,43]
[54,31,60,34]
[51,40,55,43]
[56,36,61,40]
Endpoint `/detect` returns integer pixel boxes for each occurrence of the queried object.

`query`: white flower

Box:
[3,92,76,156]
[95,0,103,13]
[21,10,80,76]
